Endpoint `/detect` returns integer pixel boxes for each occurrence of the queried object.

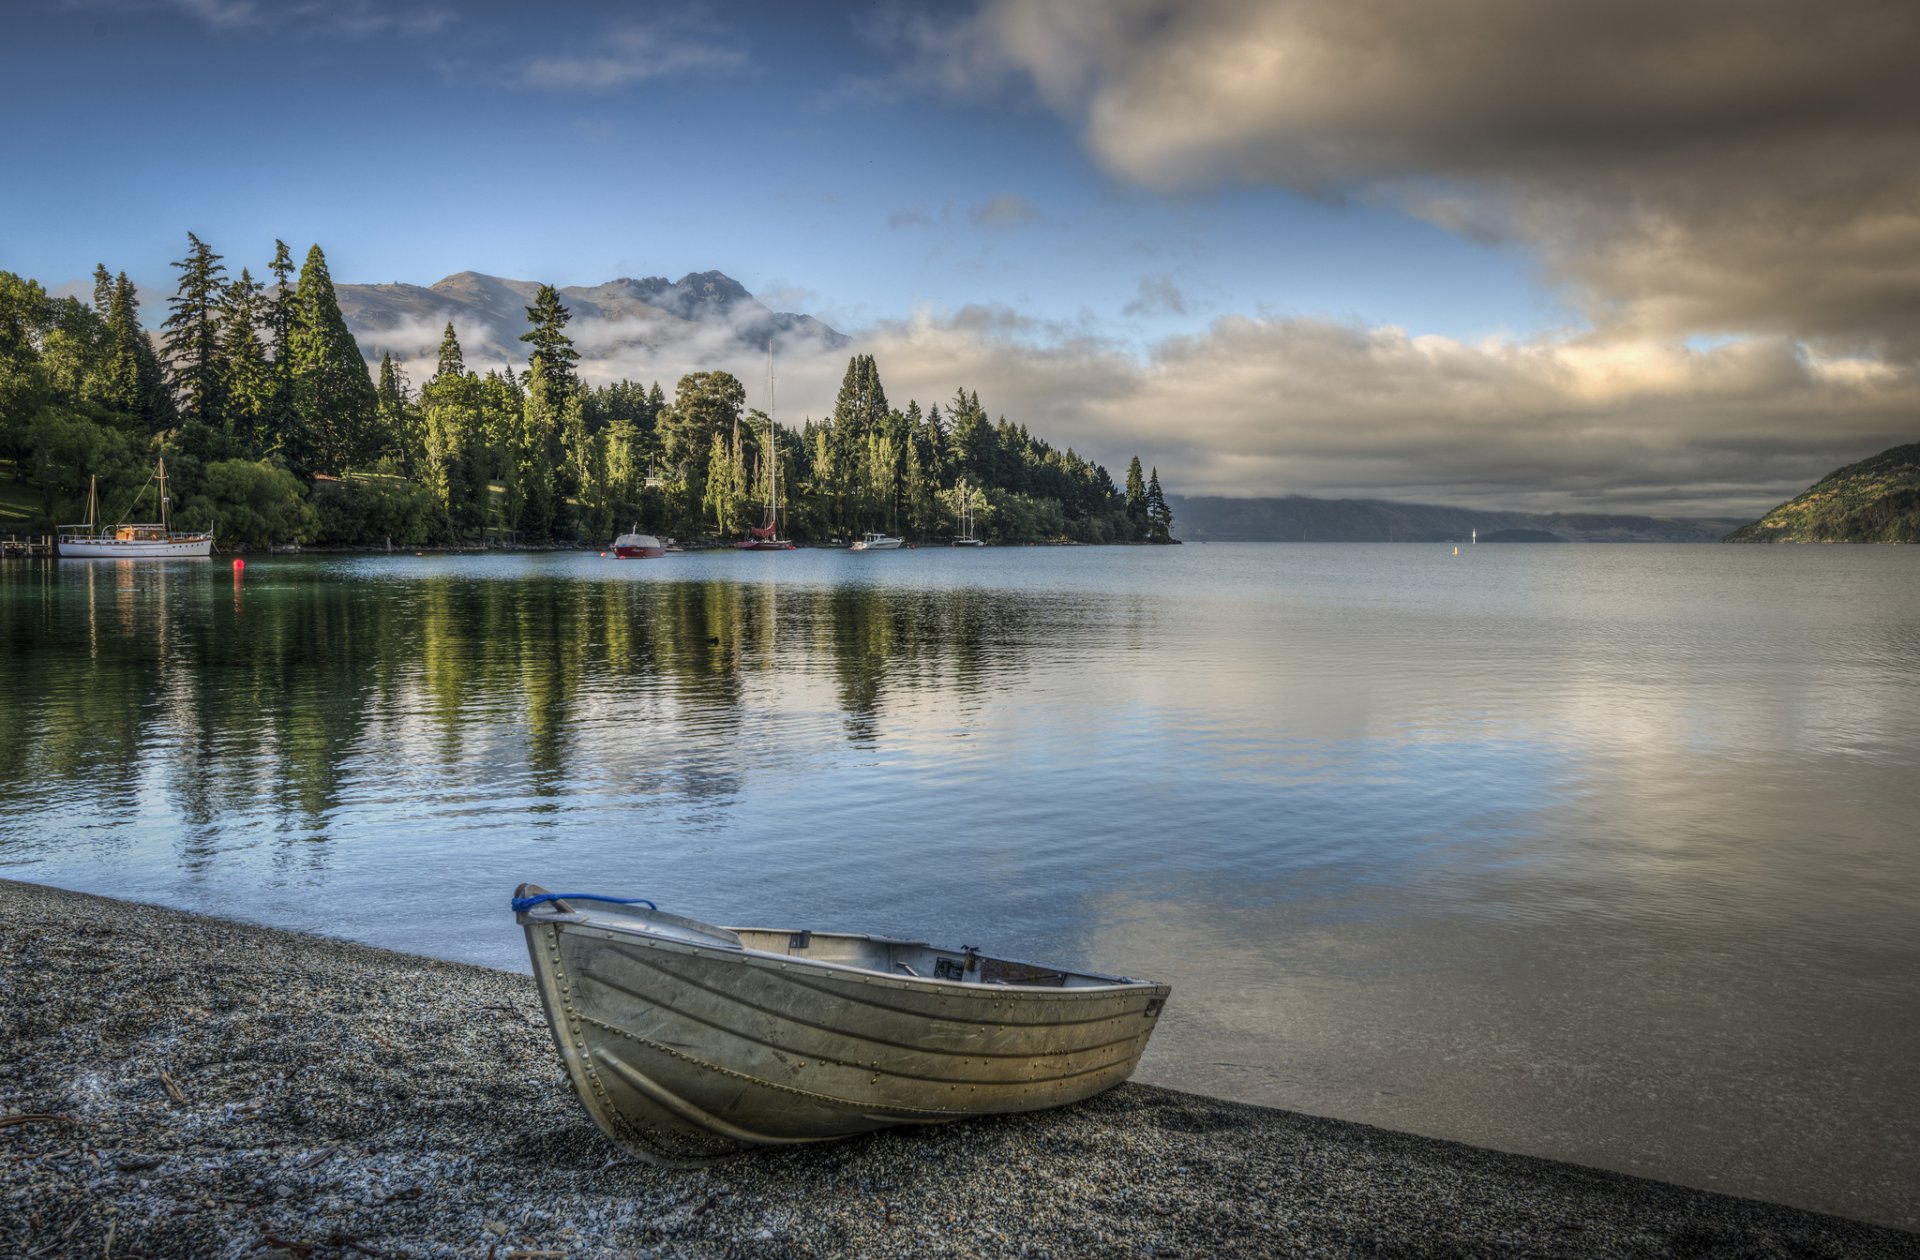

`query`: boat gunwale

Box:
[518,909,1166,999]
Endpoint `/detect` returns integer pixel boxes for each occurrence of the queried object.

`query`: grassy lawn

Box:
[0,462,44,527]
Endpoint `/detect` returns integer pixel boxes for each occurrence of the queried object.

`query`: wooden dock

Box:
[1,534,56,558]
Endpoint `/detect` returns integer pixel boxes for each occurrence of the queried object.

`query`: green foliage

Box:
[519,284,580,395]
[1,244,1172,548]
[1146,467,1173,541]
[178,459,317,548]
[287,244,377,477]
[310,475,439,546]
[1725,442,1920,543]
[161,233,228,426]
[220,269,274,447]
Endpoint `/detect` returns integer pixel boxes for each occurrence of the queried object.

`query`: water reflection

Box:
[2,546,1917,1229]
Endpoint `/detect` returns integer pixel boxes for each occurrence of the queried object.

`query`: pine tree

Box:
[106,272,171,431]
[516,365,560,541]
[219,268,274,447]
[267,240,296,362]
[435,321,464,378]
[262,239,299,454]
[1145,466,1172,541]
[374,352,419,472]
[519,285,579,395]
[1125,455,1148,538]
[161,232,229,425]
[92,265,113,317]
[286,244,378,476]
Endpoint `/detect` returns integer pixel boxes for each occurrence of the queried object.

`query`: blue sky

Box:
[6,1,1916,513]
[3,0,1545,342]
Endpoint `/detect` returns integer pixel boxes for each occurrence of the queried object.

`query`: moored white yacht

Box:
[57,460,213,559]
[850,532,904,550]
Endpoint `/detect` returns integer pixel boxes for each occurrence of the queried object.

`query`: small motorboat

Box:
[850,532,904,551]
[512,885,1170,1163]
[611,527,665,559]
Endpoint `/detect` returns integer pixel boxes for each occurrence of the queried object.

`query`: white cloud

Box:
[369,292,1918,518]
[967,194,1040,229]
[519,23,747,92]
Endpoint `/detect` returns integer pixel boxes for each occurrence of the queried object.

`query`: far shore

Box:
[3,878,1915,1259]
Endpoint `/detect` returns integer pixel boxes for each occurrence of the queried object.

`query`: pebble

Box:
[3,878,1917,1258]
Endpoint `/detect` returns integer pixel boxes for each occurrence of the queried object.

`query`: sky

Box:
[5,0,1918,516]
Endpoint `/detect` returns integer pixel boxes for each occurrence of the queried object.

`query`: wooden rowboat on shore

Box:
[512,884,1170,1163]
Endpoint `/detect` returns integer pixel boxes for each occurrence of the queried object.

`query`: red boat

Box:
[735,521,795,551]
[612,529,666,559]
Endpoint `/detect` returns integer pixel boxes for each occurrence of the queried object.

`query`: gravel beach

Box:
[3,878,1914,1260]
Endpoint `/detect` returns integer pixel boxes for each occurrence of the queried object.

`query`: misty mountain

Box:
[334,269,847,370]
[1170,494,1742,543]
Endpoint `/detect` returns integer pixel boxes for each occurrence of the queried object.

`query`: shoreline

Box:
[3,878,1914,1259]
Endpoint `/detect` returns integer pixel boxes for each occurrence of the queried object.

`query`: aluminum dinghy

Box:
[513,884,1170,1163]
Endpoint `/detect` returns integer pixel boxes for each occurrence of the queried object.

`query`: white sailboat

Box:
[952,478,984,547]
[57,460,213,559]
[737,342,796,551]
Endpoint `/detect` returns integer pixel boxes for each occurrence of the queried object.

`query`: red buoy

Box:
[233,558,244,572]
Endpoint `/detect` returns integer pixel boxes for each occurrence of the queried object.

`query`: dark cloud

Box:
[1124,274,1187,317]
[952,0,1920,355]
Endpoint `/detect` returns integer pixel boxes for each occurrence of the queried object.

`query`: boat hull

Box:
[735,539,796,550]
[57,537,212,559]
[612,535,665,559]
[516,890,1168,1163]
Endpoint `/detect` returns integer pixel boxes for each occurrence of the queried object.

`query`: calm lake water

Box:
[2,545,1916,1227]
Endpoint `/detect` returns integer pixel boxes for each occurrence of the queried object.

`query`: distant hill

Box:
[1724,442,1920,543]
[335,269,846,369]
[1169,495,1741,543]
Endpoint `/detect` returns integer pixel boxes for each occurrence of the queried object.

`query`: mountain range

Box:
[1169,495,1744,543]
[334,269,847,370]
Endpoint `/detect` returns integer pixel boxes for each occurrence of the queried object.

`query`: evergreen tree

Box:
[1125,455,1148,538]
[161,232,229,425]
[219,268,274,446]
[106,272,171,431]
[1145,466,1173,541]
[286,244,378,476]
[831,354,889,437]
[435,321,464,378]
[267,240,297,362]
[374,352,418,472]
[92,264,113,317]
[519,285,579,395]
[515,365,561,541]
[262,239,299,452]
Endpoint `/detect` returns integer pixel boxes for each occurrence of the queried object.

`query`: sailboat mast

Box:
[157,457,170,533]
[767,340,779,526]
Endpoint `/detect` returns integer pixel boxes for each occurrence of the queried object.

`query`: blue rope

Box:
[511,892,657,913]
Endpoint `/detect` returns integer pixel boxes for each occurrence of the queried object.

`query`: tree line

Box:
[1,234,1175,547]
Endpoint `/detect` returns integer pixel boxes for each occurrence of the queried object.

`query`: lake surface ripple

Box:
[3,544,1916,1227]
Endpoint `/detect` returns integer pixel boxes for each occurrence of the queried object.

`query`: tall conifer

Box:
[287,243,377,476]
[1146,467,1172,541]
[219,268,273,446]
[106,272,171,431]
[1125,456,1148,538]
[519,285,579,395]
[162,232,229,425]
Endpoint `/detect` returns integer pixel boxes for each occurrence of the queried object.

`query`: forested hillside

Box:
[0,235,1177,548]
[1723,442,1920,542]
